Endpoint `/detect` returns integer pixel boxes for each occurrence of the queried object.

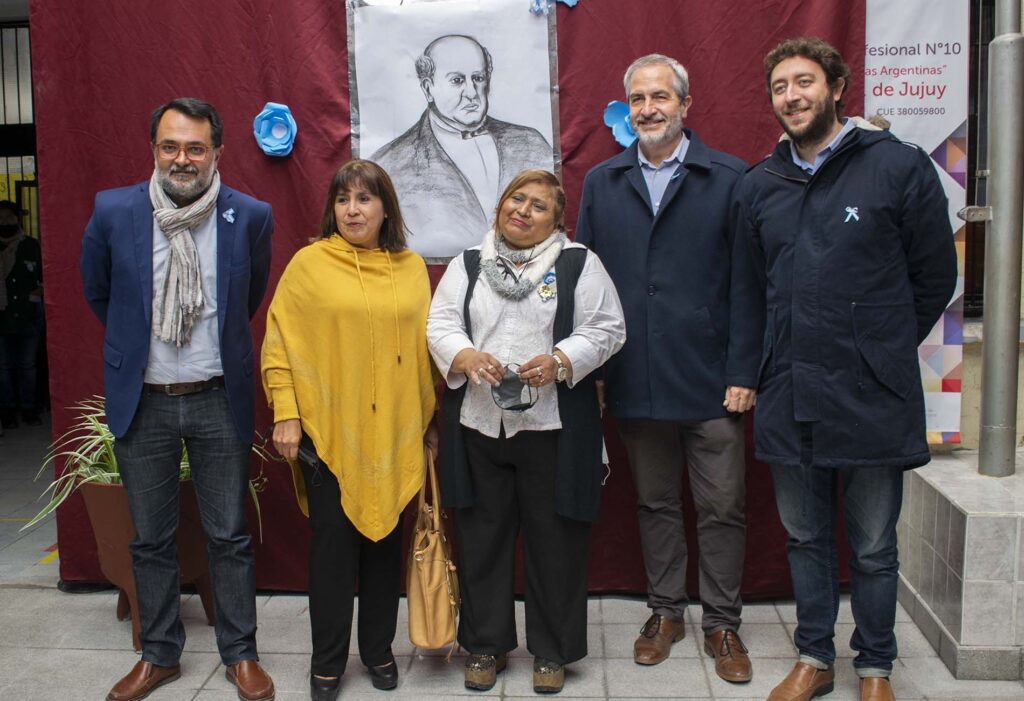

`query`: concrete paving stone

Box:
[502,654,605,697]
[0,647,220,700]
[260,592,309,617]
[718,622,796,658]
[738,602,781,623]
[402,651,504,696]
[897,656,1024,698]
[600,595,653,623]
[703,656,821,699]
[605,657,710,697]
[601,621,701,659]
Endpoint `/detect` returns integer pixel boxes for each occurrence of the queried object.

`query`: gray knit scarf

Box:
[148,169,221,346]
[480,228,567,300]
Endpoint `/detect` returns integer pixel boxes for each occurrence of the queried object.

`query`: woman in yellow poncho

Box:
[261,160,436,701]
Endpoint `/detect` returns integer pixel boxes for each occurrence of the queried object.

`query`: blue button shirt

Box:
[638,135,689,215]
[790,118,855,175]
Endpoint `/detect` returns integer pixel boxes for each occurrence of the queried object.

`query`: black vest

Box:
[439,247,604,522]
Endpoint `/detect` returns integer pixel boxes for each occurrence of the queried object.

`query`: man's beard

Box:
[777,96,838,148]
[632,110,683,149]
[157,163,215,204]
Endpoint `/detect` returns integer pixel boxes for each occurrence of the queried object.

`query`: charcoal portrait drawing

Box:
[371,34,554,258]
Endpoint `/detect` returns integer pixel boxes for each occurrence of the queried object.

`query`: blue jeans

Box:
[114,386,258,667]
[770,459,903,675]
[0,330,40,411]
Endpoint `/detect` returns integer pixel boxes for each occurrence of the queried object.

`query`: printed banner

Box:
[865,0,968,442]
[348,0,560,260]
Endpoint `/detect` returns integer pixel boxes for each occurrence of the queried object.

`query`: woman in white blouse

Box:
[427,169,625,695]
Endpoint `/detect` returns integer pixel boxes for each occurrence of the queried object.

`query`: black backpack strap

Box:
[552,247,587,340]
[440,249,480,510]
[462,249,481,343]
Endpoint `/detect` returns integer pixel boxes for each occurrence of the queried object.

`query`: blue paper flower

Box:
[529,0,578,15]
[603,100,636,149]
[253,102,297,157]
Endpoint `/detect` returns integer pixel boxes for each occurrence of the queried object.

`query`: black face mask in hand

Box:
[491,363,539,412]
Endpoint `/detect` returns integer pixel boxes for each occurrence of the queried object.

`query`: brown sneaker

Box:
[860,677,895,701]
[225,660,275,701]
[703,629,752,683]
[633,613,686,665]
[533,657,564,694]
[106,661,181,701]
[464,653,507,691]
[767,661,834,701]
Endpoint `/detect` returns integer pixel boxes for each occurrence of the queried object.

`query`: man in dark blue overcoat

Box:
[734,38,956,701]
[576,54,762,683]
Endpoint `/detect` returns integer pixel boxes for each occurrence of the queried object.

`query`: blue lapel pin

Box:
[222,208,235,223]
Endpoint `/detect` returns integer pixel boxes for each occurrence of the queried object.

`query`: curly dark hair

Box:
[764,37,851,116]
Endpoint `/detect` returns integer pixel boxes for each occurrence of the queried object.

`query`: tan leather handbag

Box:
[407,449,459,651]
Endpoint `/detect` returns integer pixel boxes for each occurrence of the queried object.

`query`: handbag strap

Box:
[422,449,442,532]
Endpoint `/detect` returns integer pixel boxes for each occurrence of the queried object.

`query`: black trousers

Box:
[455,428,591,665]
[299,449,403,677]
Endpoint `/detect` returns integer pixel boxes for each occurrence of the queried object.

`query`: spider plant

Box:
[23,396,276,540]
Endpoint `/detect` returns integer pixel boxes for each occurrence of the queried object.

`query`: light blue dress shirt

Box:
[789,118,855,175]
[145,209,223,384]
[638,134,690,215]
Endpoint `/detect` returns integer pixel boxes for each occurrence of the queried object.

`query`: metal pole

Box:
[994,0,1020,35]
[978,19,1024,476]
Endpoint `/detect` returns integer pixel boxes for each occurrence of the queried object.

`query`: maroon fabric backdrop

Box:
[30,0,864,596]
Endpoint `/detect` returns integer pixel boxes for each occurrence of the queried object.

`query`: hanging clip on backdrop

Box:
[528,0,579,16]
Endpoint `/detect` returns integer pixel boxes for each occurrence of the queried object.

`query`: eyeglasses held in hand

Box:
[155,141,213,161]
[491,363,539,412]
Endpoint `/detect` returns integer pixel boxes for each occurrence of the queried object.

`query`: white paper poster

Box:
[348,0,559,260]
[865,0,968,440]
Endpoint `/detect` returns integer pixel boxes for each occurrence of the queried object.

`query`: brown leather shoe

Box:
[703,629,752,683]
[106,661,181,701]
[633,613,686,665]
[767,661,834,701]
[860,677,895,701]
[225,660,275,701]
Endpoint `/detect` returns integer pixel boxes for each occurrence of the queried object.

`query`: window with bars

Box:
[0,22,36,239]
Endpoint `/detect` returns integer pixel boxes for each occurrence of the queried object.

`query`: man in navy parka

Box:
[733,38,957,701]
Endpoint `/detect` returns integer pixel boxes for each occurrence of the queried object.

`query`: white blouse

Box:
[427,242,626,438]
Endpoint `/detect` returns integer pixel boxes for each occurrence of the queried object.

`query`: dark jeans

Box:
[618,416,746,632]
[770,459,903,675]
[0,330,40,412]
[455,428,591,665]
[114,386,258,667]
[298,443,402,677]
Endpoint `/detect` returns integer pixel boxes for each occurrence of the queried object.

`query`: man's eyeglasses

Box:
[491,363,539,412]
[154,141,213,161]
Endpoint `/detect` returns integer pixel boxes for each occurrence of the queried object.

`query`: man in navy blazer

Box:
[81,98,275,701]
[576,55,762,682]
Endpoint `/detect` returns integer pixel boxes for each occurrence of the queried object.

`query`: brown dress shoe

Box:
[703,629,752,683]
[225,659,275,701]
[633,613,686,665]
[106,660,181,701]
[860,677,895,701]
[767,661,834,701]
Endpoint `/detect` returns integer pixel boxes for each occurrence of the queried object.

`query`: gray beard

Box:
[633,115,683,150]
[157,166,216,205]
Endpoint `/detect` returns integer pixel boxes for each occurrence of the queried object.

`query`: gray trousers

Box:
[618,415,746,633]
